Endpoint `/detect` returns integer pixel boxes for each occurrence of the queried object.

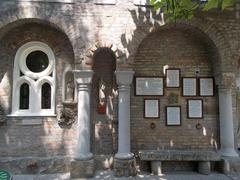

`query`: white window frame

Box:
[10,41,56,116]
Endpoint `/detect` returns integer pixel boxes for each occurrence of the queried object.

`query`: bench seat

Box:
[139,150,221,175]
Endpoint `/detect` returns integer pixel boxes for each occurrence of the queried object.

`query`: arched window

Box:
[41,83,51,109]
[11,41,56,116]
[19,83,29,110]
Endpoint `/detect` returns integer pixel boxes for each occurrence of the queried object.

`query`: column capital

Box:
[216,73,235,90]
[73,70,94,85]
[115,70,135,86]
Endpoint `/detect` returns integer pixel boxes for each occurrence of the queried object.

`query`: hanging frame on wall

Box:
[165,106,181,126]
[144,99,160,119]
[199,77,215,97]
[166,68,181,88]
[135,76,164,96]
[182,77,197,97]
[187,99,203,119]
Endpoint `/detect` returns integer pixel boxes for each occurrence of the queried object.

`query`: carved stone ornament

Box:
[57,105,77,127]
[0,105,6,123]
[167,92,179,104]
[218,73,235,89]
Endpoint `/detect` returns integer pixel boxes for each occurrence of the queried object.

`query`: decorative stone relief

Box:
[58,105,77,127]
[0,105,5,124]
[62,68,77,103]
[167,91,180,104]
[216,73,235,89]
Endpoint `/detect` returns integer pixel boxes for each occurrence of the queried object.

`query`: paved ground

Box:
[13,171,240,180]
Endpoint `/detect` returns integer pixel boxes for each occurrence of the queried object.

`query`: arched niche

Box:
[91,47,118,155]
[62,67,77,104]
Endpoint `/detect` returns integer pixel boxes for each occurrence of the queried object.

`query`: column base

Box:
[216,157,240,175]
[114,156,136,177]
[151,161,162,175]
[70,158,95,178]
[198,161,211,175]
[220,148,239,157]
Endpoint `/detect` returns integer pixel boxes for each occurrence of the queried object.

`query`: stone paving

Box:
[13,171,240,180]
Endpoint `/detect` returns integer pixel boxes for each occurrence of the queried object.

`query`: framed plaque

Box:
[166,68,181,88]
[199,77,215,96]
[166,106,181,126]
[187,99,203,119]
[135,77,164,96]
[144,99,160,118]
[182,77,197,96]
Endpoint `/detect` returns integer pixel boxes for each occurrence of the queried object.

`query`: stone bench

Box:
[138,150,221,175]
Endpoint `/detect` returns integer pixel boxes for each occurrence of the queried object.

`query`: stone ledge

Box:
[70,159,94,178]
[139,150,221,161]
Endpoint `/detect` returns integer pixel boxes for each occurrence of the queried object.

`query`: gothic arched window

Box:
[11,41,56,116]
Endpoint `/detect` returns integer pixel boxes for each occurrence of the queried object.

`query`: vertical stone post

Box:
[218,74,238,157]
[114,70,136,177]
[70,70,95,178]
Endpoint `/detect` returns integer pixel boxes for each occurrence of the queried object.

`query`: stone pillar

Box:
[218,74,238,157]
[70,70,94,178]
[114,70,136,177]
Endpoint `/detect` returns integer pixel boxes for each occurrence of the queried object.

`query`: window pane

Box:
[26,51,49,73]
[20,83,29,109]
[42,83,51,109]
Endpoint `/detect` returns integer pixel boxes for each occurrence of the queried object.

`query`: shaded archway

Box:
[91,47,117,169]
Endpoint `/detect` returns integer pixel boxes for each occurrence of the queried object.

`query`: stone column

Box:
[218,74,238,157]
[70,70,94,178]
[114,70,136,177]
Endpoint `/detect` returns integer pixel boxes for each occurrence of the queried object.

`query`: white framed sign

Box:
[187,99,203,119]
[199,77,214,96]
[135,77,164,96]
[166,69,181,88]
[182,77,197,96]
[144,99,160,118]
[166,106,181,126]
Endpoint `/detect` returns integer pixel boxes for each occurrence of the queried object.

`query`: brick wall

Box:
[0,23,76,158]
[131,27,219,152]
[0,0,239,173]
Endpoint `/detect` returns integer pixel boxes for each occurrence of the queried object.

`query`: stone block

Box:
[151,161,162,175]
[114,157,136,177]
[198,161,211,175]
[216,157,240,175]
[70,159,94,178]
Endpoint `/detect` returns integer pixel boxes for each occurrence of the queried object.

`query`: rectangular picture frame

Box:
[144,99,160,119]
[135,76,164,96]
[187,99,203,119]
[166,68,181,88]
[182,77,197,97]
[166,106,181,126]
[199,77,215,97]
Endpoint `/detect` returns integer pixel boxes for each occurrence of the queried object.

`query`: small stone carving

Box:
[58,106,77,126]
[0,105,5,123]
[167,92,179,104]
[66,80,75,102]
[98,78,106,114]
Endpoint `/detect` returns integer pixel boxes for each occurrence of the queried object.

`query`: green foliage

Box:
[150,0,234,22]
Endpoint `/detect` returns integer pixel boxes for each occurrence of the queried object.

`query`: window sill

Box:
[7,113,57,117]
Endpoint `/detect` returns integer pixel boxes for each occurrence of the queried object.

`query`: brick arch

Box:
[84,41,123,68]
[0,5,76,61]
[127,19,232,74]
